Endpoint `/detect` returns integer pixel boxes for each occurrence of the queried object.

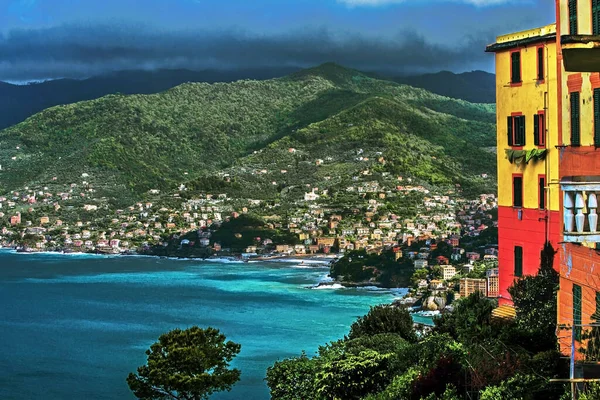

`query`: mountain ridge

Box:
[0,66,495,131]
[0,63,496,206]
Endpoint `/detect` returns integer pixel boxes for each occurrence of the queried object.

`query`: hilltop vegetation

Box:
[0,63,496,205]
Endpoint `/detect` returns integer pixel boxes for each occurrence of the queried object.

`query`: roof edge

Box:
[485,33,556,53]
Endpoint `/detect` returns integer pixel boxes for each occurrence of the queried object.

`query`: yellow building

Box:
[486,24,562,305]
[459,278,487,298]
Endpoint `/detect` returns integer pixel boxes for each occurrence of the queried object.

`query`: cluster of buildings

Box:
[486,0,600,358]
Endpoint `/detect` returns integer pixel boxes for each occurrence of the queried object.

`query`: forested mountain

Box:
[392,70,496,104]
[0,67,300,131]
[0,68,495,131]
[0,63,496,205]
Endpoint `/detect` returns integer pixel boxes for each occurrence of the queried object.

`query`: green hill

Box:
[0,63,496,205]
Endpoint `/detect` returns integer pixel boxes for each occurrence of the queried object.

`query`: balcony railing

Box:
[562,178,600,243]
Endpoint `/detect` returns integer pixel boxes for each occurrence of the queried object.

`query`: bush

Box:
[349,305,417,342]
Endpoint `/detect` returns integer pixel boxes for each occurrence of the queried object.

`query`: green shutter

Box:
[594,291,600,322]
[595,89,600,147]
[571,92,581,146]
[569,0,578,35]
[514,246,523,277]
[594,0,600,35]
[519,116,526,146]
[534,114,540,146]
[507,116,514,146]
[574,284,582,341]
[511,52,521,83]
[540,113,545,146]
[513,177,523,208]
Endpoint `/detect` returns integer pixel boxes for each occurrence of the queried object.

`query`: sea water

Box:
[0,250,411,399]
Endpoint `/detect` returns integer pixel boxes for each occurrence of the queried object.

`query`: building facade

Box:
[486,25,562,305]
[488,0,600,356]
[460,278,487,298]
[555,0,600,356]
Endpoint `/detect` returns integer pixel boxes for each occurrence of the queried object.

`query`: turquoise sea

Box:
[0,250,428,399]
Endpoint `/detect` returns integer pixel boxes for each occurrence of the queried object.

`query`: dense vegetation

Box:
[127,326,241,399]
[0,63,496,205]
[330,249,414,287]
[266,243,569,399]
[0,67,300,131]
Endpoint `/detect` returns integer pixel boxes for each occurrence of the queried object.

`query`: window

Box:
[574,284,582,341]
[594,0,600,35]
[537,47,544,81]
[514,246,523,277]
[569,0,578,35]
[571,92,581,146]
[534,113,545,146]
[595,89,600,147]
[594,291,600,322]
[507,116,526,146]
[511,52,521,84]
[539,176,546,210]
[513,176,523,207]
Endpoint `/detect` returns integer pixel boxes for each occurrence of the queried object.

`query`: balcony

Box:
[561,35,600,72]
[562,177,600,243]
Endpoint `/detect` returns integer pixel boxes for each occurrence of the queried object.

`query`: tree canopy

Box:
[127,326,241,400]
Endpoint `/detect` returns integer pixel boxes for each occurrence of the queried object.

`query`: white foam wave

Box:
[312,283,345,290]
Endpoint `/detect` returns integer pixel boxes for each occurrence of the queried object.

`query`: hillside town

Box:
[0,171,499,290]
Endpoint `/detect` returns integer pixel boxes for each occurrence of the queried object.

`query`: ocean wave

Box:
[261,258,331,266]
[12,250,118,259]
[311,283,345,290]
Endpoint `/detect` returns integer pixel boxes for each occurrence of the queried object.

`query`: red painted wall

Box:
[497,206,561,304]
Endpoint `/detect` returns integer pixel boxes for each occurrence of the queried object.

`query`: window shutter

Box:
[574,284,582,341]
[511,52,521,83]
[540,113,545,146]
[534,114,540,146]
[571,92,581,146]
[507,116,514,146]
[514,246,523,277]
[539,177,546,210]
[594,291,600,322]
[595,89,600,147]
[513,177,523,207]
[569,0,578,35]
[594,0,600,35]
[518,116,526,146]
[537,47,544,80]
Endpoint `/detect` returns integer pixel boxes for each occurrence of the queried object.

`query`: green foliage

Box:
[479,373,545,400]
[507,242,559,351]
[349,305,417,342]
[578,382,600,400]
[344,333,410,356]
[126,326,241,400]
[209,214,273,250]
[330,249,412,287]
[362,367,422,400]
[265,352,319,400]
[315,350,392,400]
[433,291,499,343]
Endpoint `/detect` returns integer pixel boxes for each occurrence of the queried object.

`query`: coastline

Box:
[0,246,334,266]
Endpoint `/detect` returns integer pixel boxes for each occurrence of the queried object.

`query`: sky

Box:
[0,0,555,81]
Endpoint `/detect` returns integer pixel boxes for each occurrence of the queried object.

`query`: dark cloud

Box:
[0,24,496,81]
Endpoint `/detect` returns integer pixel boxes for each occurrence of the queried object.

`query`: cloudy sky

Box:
[0,0,554,81]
